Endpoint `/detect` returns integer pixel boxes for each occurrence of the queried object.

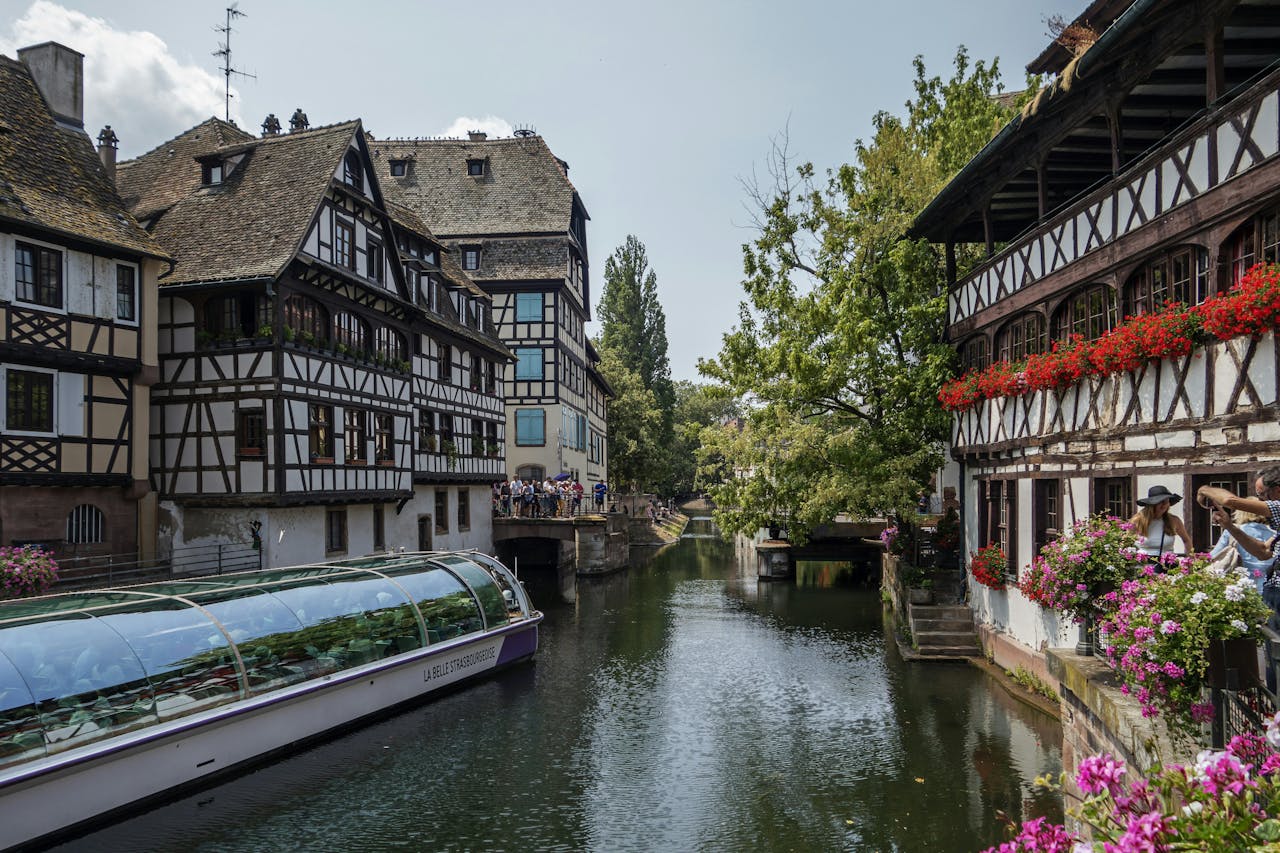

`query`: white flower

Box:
[1266,712,1280,750]
[1190,591,1207,605]
[1231,619,1249,633]
[1182,800,1205,817]
[1160,620,1180,635]
[1225,584,1245,601]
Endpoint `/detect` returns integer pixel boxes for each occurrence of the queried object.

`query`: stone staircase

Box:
[907,603,981,658]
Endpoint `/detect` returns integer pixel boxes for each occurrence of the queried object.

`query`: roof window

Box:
[466,158,486,177]
[202,162,223,185]
[389,159,409,177]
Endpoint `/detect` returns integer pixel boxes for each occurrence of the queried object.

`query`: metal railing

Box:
[1213,625,1280,747]
[53,541,262,590]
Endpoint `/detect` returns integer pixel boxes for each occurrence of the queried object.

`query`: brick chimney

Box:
[17,42,84,128]
[468,130,487,142]
[97,125,118,183]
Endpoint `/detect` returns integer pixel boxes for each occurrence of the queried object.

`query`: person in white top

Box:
[1128,484,1194,561]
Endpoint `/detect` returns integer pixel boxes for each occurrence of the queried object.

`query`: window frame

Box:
[334,218,355,270]
[237,407,267,457]
[325,508,347,554]
[1053,283,1117,343]
[373,505,385,551]
[5,368,55,434]
[374,412,394,463]
[344,408,367,464]
[308,404,334,461]
[457,488,470,531]
[435,490,449,534]
[284,294,328,345]
[15,240,64,310]
[115,263,139,324]
[1093,476,1133,519]
[332,312,369,353]
[515,409,545,446]
[461,246,481,271]
[514,347,543,381]
[439,345,453,383]
[66,504,105,545]
[343,151,364,193]
[515,292,542,322]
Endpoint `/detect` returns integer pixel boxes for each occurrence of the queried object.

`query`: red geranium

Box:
[969,543,1007,591]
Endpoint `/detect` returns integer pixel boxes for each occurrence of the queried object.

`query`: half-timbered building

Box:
[116,115,508,565]
[0,43,168,562]
[912,0,1280,669]
[371,131,610,487]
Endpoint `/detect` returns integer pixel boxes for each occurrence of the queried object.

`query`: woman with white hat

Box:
[1128,484,1194,560]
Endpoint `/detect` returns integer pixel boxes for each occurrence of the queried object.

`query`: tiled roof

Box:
[371,135,581,236]
[0,56,164,258]
[385,197,489,300]
[115,117,254,222]
[119,120,362,285]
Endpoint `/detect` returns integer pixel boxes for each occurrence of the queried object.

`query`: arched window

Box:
[960,335,988,372]
[516,464,545,482]
[66,504,104,544]
[1225,206,1280,286]
[997,313,1046,362]
[1053,284,1117,343]
[1124,247,1208,315]
[375,326,406,362]
[332,312,368,352]
[283,294,328,344]
[204,293,270,340]
[343,151,363,192]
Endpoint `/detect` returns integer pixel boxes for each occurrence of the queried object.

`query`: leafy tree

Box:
[598,235,676,491]
[699,48,1023,543]
[596,347,663,493]
[668,381,739,496]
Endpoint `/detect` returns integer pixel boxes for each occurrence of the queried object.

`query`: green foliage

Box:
[596,347,663,492]
[670,380,740,495]
[699,48,1018,543]
[1004,665,1059,703]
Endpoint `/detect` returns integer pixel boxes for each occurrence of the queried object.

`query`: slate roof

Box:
[370,135,582,237]
[118,120,362,285]
[115,117,254,222]
[0,55,164,258]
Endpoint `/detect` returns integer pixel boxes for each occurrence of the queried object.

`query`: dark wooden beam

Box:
[1206,20,1226,104]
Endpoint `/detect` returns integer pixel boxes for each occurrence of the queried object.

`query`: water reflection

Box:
[57,527,1059,853]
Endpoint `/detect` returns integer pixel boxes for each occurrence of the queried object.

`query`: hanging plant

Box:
[969,544,1007,591]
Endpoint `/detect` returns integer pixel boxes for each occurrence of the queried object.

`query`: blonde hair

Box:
[1129,504,1181,538]
[1233,509,1267,525]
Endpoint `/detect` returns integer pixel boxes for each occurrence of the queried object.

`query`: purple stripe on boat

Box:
[497,626,538,665]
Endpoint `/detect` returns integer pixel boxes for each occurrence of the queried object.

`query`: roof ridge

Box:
[120,116,253,165]
[214,118,361,153]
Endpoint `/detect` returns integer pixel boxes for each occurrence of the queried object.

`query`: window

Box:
[15,242,62,308]
[514,347,543,381]
[1226,207,1280,286]
[343,151,363,192]
[979,480,1016,579]
[418,409,435,452]
[517,464,544,482]
[375,327,406,364]
[367,240,383,283]
[1032,479,1060,556]
[486,422,499,458]
[462,247,481,271]
[997,313,1045,362]
[335,219,355,269]
[470,354,482,391]
[1093,476,1132,519]
[466,158,485,177]
[202,162,223,185]
[435,490,449,534]
[589,429,603,464]
[960,336,988,373]
[515,292,542,322]
[6,370,53,432]
[417,515,432,551]
[237,408,266,456]
[284,294,328,344]
[205,292,271,341]
[309,404,334,460]
[1053,284,1117,342]
[1124,248,1208,315]
[1191,472,1252,550]
[471,419,484,457]
[332,312,368,352]
[485,360,496,395]
[439,345,453,382]
[373,505,385,551]
[439,413,455,447]
[325,508,347,553]
[389,160,408,177]
[515,409,545,446]
[116,265,137,322]
[458,488,470,531]
[375,413,394,462]
[66,505,104,544]
[344,409,367,463]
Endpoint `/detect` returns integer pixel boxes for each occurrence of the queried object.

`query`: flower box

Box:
[309,456,334,465]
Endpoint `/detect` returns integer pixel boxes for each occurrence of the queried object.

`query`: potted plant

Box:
[1100,555,1269,735]
[1019,514,1145,621]
[969,543,1007,591]
[256,323,273,339]
[901,564,933,605]
[441,440,458,471]
[283,325,296,343]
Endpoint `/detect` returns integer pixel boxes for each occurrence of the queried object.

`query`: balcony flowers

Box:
[0,545,59,600]
[983,725,1280,853]
[940,263,1280,413]
[1018,515,1145,621]
[970,543,1007,591]
[1099,554,1269,733]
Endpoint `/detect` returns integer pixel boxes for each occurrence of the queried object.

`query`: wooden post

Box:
[982,206,995,258]
[1106,104,1123,175]
[1037,157,1049,220]
[945,238,957,286]
[1206,22,1225,105]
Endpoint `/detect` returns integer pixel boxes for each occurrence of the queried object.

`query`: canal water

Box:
[57,517,1062,852]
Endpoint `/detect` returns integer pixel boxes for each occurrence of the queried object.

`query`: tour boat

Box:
[0,550,541,849]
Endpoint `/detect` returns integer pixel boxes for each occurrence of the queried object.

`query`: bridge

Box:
[493,513,629,602]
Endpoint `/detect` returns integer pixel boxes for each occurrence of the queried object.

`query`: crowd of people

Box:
[492,477,609,519]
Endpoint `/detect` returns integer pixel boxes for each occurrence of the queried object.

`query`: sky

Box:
[0,0,1067,381]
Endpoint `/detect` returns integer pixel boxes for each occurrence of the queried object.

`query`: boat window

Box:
[93,599,242,722]
[379,564,484,643]
[0,613,157,756]
[434,556,509,628]
[0,650,42,770]
[467,552,532,616]
[184,587,313,693]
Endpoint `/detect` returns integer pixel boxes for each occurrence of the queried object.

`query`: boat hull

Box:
[0,618,539,850]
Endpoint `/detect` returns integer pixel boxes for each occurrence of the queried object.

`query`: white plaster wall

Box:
[385,488,495,555]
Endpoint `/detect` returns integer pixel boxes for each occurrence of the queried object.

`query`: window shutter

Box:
[57,373,84,436]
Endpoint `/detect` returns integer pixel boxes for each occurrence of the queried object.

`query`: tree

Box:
[700,48,1025,543]
[596,347,663,493]
[669,381,740,496]
[598,235,676,491]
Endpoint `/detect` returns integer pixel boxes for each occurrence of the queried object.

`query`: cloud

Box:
[437,115,514,139]
[0,1,240,156]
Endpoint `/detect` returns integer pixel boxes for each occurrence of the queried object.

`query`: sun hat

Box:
[1137,484,1182,507]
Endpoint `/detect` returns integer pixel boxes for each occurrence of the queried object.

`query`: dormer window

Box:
[389,159,409,177]
[466,158,486,177]
[343,151,363,192]
[462,246,481,271]
[202,162,223,185]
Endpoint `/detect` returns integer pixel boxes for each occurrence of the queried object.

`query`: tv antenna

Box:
[213,4,256,123]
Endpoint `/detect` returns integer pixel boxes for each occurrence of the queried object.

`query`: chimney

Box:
[467,130,487,142]
[97,125,118,183]
[18,42,84,128]
[289,108,309,133]
[261,113,281,137]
